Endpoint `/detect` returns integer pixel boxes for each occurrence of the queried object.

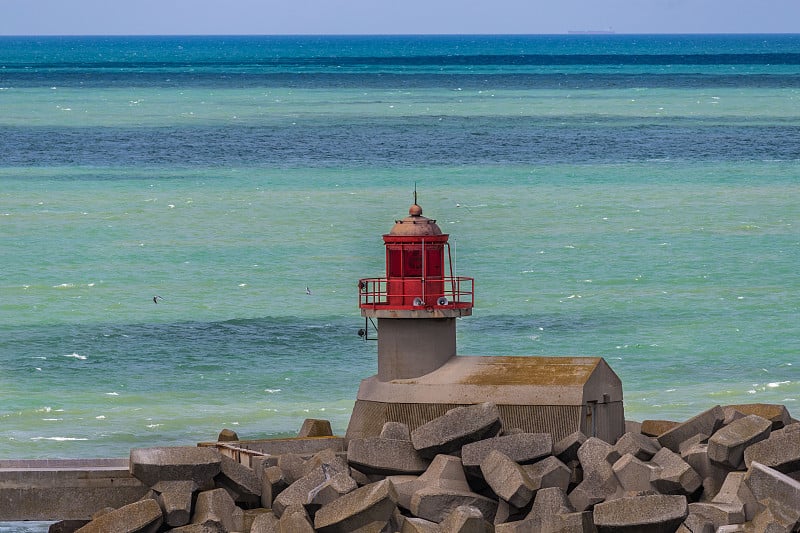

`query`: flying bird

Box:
[153,295,164,304]
[305,286,312,295]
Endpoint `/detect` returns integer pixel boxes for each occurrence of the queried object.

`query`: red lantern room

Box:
[358,200,473,381]
[384,202,449,308]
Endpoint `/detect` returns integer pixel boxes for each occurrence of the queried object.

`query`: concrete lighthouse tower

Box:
[346,200,625,444]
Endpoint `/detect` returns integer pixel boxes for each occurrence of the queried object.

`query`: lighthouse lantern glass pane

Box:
[387,249,402,277]
[426,248,443,277]
[405,249,422,276]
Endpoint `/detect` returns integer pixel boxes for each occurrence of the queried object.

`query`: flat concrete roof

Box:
[357,355,623,405]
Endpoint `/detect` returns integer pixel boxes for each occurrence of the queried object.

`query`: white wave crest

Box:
[63,353,87,360]
[767,381,791,388]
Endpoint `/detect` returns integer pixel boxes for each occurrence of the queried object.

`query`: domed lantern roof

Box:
[388,204,444,236]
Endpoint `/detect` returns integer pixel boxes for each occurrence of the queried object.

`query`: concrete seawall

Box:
[0,436,346,522]
[0,458,148,521]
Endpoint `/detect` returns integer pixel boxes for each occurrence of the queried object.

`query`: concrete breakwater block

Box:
[592,494,688,532]
[410,402,502,458]
[708,414,772,469]
[130,446,222,488]
[480,449,537,508]
[657,405,726,452]
[27,402,800,532]
[74,498,163,533]
[347,435,430,476]
[190,487,243,532]
[313,478,398,532]
[461,432,553,475]
[216,454,262,506]
[152,480,194,527]
[743,423,800,472]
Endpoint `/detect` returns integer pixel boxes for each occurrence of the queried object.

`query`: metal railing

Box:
[358,276,474,310]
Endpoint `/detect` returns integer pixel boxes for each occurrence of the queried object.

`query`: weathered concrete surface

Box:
[707,414,772,469]
[298,418,334,438]
[74,498,163,533]
[612,453,658,493]
[680,442,733,501]
[380,421,412,441]
[301,448,350,482]
[614,431,661,461]
[153,480,194,527]
[261,464,287,509]
[401,517,440,533]
[744,461,800,526]
[130,447,222,489]
[410,403,503,458]
[592,494,688,533]
[0,458,149,521]
[641,419,679,438]
[250,510,280,533]
[407,455,498,523]
[499,487,594,533]
[271,464,330,518]
[657,405,725,453]
[743,427,800,473]
[568,437,622,511]
[309,471,359,507]
[480,449,536,508]
[439,505,493,532]
[191,487,242,532]
[347,436,430,475]
[169,521,226,533]
[650,447,702,496]
[685,501,746,531]
[723,404,793,430]
[243,509,274,532]
[387,455,476,514]
[215,453,262,506]
[553,431,586,464]
[279,504,315,532]
[461,432,552,474]
[217,428,239,442]
[313,478,398,533]
[277,452,308,485]
[712,471,759,522]
[411,485,499,525]
[521,455,571,493]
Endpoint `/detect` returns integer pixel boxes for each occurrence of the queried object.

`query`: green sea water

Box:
[1,35,799,465]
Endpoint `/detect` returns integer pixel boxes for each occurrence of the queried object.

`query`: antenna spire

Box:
[414,182,417,205]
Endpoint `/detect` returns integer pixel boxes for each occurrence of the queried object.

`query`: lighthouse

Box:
[346,200,625,444]
[357,200,473,381]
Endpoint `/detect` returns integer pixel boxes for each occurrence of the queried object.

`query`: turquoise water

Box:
[1,35,799,462]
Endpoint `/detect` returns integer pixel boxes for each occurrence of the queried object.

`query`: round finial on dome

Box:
[409,204,423,216]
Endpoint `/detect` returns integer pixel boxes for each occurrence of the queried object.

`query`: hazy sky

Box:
[0,0,797,35]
